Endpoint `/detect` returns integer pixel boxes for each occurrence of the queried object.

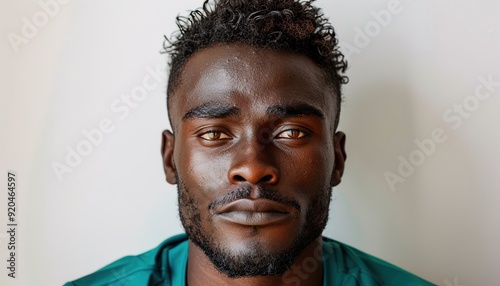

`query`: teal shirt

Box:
[65,234,435,286]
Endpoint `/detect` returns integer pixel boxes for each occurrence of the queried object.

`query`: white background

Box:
[1,0,499,285]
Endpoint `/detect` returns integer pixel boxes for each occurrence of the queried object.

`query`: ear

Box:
[161,130,177,184]
[330,131,347,187]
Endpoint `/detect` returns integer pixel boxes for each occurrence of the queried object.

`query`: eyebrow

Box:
[266,102,324,118]
[182,102,324,121]
[183,103,240,121]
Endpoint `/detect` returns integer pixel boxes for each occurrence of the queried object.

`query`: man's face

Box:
[162,43,346,277]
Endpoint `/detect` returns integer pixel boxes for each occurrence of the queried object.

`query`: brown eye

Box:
[277,129,306,139]
[200,131,231,141]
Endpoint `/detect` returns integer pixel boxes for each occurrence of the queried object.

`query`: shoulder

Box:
[64,234,189,286]
[322,237,436,286]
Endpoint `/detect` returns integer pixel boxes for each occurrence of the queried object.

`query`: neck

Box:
[186,237,324,286]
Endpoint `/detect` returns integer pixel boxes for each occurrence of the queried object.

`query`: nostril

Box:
[259,174,274,183]
[228,163,279,185]
[233,175,246,182]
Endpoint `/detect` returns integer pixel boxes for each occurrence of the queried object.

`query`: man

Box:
[66,0,435,285]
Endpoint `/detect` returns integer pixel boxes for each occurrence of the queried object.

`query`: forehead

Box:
[169,43,337,127]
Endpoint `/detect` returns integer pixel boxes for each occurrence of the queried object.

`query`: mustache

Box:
[208,186,301,213]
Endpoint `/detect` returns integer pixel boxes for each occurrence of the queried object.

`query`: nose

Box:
[228,139,280,185]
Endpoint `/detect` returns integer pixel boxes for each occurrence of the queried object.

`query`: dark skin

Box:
[162,43,346,286]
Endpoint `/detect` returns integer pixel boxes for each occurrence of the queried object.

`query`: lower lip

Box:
[217,211,291,226]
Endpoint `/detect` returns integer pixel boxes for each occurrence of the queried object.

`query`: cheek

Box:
[279,145,333,203]
[176,145,230,193]
[283,145,333,182]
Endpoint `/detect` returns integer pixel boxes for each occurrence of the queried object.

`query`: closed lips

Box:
[215,199,291,214]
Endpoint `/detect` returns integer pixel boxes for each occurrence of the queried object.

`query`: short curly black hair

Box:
[164,0,348,128]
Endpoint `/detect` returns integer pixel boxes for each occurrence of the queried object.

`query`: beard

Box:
[176,174,332,278]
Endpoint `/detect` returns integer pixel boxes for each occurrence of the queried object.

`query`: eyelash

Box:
[198,128,309,141]
[276,129,308,139]
[198,130,232,141]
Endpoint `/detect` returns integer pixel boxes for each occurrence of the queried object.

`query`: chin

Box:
[209,238,299,278]
[215,222,301,252]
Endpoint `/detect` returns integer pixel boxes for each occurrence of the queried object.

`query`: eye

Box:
[199,130,231,141]
[276,129,307,139]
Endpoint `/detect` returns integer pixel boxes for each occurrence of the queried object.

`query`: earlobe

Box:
[161,130,177,184]
[330,131,347,187]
